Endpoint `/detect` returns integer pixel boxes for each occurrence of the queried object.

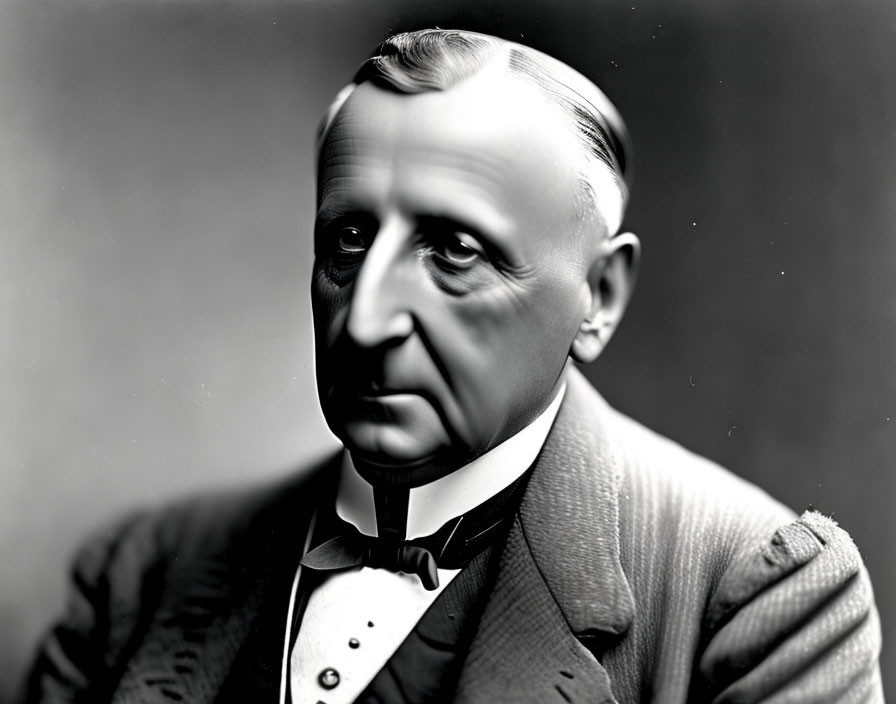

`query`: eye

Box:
[336,226,369,255]
[315,216,376,286]
[431,231,485,269]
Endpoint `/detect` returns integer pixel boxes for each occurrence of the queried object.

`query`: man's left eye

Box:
[432,233,484,268]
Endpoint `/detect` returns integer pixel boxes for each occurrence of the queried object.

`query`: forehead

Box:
[318,70,593,247]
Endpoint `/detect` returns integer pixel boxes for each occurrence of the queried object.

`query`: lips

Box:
[330,385,428,408]
[356,391,411,402]
[352,379,408,395]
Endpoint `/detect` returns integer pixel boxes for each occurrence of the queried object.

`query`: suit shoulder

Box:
[698,510,883,701]
[26,456,337,702]
[584,400,881,699]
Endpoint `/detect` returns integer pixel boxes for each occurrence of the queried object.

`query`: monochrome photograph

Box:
[1,1,892,701]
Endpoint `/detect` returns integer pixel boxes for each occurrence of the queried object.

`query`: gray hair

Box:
[317,29,631,233]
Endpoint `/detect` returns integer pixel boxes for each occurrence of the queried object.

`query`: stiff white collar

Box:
[336,383,566,541]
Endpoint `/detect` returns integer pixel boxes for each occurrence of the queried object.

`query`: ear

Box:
[570,231,641,364]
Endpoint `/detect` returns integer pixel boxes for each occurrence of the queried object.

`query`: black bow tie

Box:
[301,532,441,590]
[300,470,532,591]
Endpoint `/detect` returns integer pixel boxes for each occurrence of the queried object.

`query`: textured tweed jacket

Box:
[26,369,883,703]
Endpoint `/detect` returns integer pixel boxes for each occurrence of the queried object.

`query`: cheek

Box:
[452,286,580,361]
[438,294,576,404]
[310,271,349,346]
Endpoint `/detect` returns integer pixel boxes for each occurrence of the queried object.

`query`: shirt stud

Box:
[318,667,340,689]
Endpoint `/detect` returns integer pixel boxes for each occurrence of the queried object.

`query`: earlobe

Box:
[570,316,607,364]
[570,231,640,365]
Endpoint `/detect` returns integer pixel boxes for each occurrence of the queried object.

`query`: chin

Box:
[338,420,468,486]
[340,421,444,467]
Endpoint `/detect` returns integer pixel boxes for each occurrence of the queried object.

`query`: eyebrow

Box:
[315,185,381,224]
[315,201,355,225]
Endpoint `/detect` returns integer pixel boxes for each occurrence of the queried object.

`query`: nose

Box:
[344,217,415,348]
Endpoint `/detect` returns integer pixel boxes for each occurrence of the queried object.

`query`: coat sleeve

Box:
[24,512,158,704]
[697,511,883,703]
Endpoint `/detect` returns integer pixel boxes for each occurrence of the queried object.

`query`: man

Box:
[26,29,882,703]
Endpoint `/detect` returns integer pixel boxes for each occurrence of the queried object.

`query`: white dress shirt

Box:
[284,385,566,704]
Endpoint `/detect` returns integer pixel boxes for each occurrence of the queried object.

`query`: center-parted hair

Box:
[317,29,632,231]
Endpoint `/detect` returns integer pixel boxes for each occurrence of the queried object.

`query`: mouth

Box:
[328,376,427,401]
[350,393,429,418]
[326,385,428,415]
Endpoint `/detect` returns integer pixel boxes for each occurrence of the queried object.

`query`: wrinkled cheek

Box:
[310,278,349,404]
[310,272,350,349]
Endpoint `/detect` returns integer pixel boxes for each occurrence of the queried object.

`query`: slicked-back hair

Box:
[317,29,632,232]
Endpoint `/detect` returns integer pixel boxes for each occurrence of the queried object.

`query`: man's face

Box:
[312,69,604,480]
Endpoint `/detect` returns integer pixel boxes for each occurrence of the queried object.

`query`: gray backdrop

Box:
[2,0,893,701]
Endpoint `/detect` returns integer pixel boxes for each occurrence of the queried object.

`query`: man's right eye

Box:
[318,221,373,285]
[336,226,368,255]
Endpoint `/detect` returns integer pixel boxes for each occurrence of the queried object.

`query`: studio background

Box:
[2,0,893,701]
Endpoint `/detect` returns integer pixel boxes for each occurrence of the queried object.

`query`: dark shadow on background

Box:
[2,1,893,701]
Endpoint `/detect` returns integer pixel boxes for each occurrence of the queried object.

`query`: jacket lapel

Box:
[456,369,635,704]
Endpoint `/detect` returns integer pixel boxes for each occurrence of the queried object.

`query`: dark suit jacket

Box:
[26,369,883,703]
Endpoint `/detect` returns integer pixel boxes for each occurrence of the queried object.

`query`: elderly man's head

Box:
[311,29,639,484]
[318,29,630,235]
